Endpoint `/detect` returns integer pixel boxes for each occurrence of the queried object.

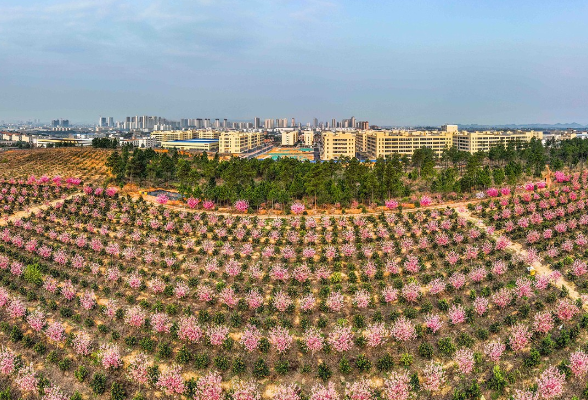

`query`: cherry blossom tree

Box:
[194,371,223,400]
[232,380,261,400]
[422,362,445,392]
[454,348,475,374]
[0,347,16,375]
[157,364,186,396]
[269,326,293,353]
[536,366,565,399]
[100,343,122,369]
[570,349,588,378]
[15,363,38,394]
[310,382,340,400]
[345,379,374,400]
[391,317,416,342]
[485,340,505,362]
[127,353,150,387]
[327,325,354,352]
[383,370,411,400]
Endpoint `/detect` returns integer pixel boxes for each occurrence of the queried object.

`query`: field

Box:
[0,148,112,185]
[0,175,586,400]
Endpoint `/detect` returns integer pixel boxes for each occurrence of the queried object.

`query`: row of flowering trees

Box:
[0,180,586,398]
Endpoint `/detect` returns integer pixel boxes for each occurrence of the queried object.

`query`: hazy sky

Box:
[1,0,587,125]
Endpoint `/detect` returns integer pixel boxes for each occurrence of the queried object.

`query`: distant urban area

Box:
[1,116,587,163]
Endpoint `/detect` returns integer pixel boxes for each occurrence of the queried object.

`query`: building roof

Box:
[167,139,219,143]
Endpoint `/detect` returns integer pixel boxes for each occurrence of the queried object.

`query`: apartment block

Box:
[356,130,453,159]
[281,131,298,146]
[320,131,356,160]
[219,131,262,154]
[150,130,221,142]
[303,131,314,146]
[453,130,543,153]
[161,139,219,152]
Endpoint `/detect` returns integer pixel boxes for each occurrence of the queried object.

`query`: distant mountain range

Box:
[456,123,588,130]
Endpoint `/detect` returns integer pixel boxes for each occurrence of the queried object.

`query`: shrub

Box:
[399,352,413,366]
[110,382,126,400]
[275,360,290,375]
[213,356,230,371]
[58,357,72,371]
[176,345,192,364]
[339,356,352,374]
[91,373,107,395]
[75,365,89,382]
[438,337,456,356]
[253,358,270,378]
[419,342,434,359]
[232,357,246,374]
[376,353,394,372]
[194,354,210,369]
[317,362,332,381]
[355,354,372,372]
[487,365,507,393]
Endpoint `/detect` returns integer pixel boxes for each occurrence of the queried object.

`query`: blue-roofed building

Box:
[161,138,219,152]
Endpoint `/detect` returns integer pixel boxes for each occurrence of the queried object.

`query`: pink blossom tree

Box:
[454,348,475,374]
[310,382,340,400]
[157,364,186,396]
[100,343,122,369]
[194,371,223,400]
[15,363,38,394]
[391,317,416,342]
[0,347,16,375]
[273,383,301,400]
[269,326,294,353]
[509,323,531,352]
[127,353,150,387]
[570,349,588,378]
[485,340,506,362]
[345,379,374,400]
[327,325,354,352]
[536,366,565,399]
[422,362,445,392]
[383,370,411,400]
[232,380,261,400]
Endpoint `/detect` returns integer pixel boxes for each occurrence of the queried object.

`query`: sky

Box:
[1,0,587,125]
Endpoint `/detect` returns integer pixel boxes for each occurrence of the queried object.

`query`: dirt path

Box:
[0,192,82,227]
[457,207,587,310]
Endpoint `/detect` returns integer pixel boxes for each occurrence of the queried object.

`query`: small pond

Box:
[147,190,183,200]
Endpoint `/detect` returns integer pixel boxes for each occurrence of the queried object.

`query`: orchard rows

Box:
[0,177,586,399]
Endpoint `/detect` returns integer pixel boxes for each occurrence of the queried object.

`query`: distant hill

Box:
[455,123,588,130]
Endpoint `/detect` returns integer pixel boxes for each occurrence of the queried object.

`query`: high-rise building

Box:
[313,118,318,128]
[351,116,356,129]
[291,118,295,128]
[332,119,336,129]
[264,119,274,129]
[254,117,261,129]
[107,117,114,127]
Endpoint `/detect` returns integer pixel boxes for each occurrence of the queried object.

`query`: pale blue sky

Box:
[1,0,587,125]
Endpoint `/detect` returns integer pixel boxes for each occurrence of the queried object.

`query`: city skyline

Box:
[1,1,587,125]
